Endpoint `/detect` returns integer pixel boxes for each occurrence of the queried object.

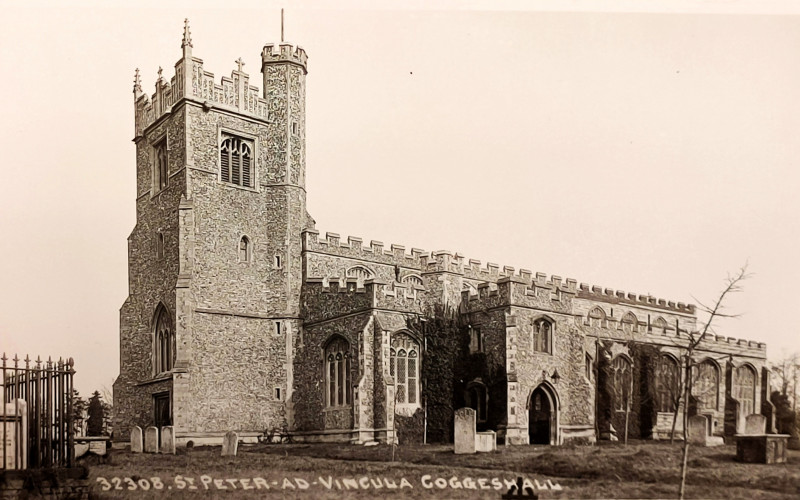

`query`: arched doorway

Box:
[529,384,558,445]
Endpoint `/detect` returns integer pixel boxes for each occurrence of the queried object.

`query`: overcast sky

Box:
[1,0,799,397]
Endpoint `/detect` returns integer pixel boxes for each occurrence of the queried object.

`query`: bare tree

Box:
[677,264,750,500]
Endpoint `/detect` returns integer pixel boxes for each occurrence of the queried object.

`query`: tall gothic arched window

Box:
[612,355,633,412]
[220,135,253,188]
[153,305,174,375]
[532,318,552,354]
[693,360,719,411]
[656,355,680,413]
[390,332,420,406]
[733,365,757,416]
[324,337,351,407]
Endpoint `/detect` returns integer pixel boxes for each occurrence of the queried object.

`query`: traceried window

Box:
[693,360,719,411]
[239,235,251,262]
[390,333,420,406]
[325,337,351,407]
[652,317,668,334]
[532,318,552,354]
[588,307,606,327]
[612,355,633,412]
[621,312,638,333]
[346,266,374,286]
[656,355,680,413]
[220,135,253,188]
[153,304,174,375]
[733,365,757,416]
[153,138,168,192]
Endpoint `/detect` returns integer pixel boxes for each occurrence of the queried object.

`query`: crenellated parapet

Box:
[302,277,424,323]
[302,229,427,269]
[576,283,696,315]
[133,20,275,139]
[262,43,308,73]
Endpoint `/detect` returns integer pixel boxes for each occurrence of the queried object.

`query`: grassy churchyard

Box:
[84,441,800,499]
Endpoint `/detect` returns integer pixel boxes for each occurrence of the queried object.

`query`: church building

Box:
[114,22,770,446]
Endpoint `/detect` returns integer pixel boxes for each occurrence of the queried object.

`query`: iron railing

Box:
[2,353,75,470]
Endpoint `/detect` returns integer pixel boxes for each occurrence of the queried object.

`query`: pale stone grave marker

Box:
[454,407,476,454]
[687,415,709,446]
[476,430,496,452]
[160,426,176,454]
[745,414,766,435]
[222,431,238,456]
[2,399,28,469]
[89,440,107,456]
[144,426,159,453]
[130,426,143,453]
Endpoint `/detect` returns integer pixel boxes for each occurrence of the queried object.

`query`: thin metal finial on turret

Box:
[182,18,193,48]
[281,8,285,42]
[133,68,142,94]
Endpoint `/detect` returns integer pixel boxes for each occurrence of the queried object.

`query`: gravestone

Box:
[222,431,238,456]
[160,426,176,454]
[476,430,497,452]
[144,426,159,453]
[2,399,28,469]
[687,415,709,446]
[130,426,143,453]
[454,407,476,454]
[89,439,107,456]
[744,414,766,435]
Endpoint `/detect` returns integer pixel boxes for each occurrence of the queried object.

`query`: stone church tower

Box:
[116,20,769,447]
[114,20,311,444]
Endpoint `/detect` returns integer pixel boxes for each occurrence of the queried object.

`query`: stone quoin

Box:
[113,20,770,447]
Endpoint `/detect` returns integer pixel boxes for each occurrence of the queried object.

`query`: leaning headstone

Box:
[687,415,709,446]
[144,426,159,453]
[160,426,176,454]
[454,408,476,454]
[222,431,238,456]
[744,414,767,435]
[130,426,143,453]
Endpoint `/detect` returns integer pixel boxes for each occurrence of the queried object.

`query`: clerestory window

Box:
[220,135,253,188]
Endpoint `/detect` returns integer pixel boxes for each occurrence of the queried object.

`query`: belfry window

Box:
[325,337,351,407]
[153,305,174,375]
[390,332,420,406]
[532,318,552,354]
[220,135,253,188]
